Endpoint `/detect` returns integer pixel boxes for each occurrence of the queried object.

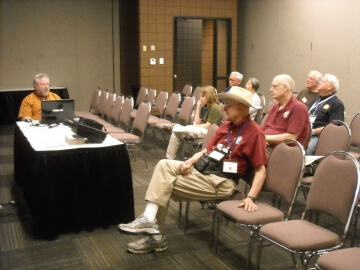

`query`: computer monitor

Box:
[41,99,75,124]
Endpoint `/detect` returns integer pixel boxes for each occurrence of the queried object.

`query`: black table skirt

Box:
[14,125,135,239]
[0,88,69,125]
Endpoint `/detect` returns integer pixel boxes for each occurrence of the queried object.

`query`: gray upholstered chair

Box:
[211,139,305,270]
[105,96,133,133]
[109,101,151,168]
[257,151,360,270]
[301,120,351,199]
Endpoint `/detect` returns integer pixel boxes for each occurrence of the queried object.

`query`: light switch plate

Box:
[150,58,156,65]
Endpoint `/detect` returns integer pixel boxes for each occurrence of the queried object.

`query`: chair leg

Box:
[137,145,148,169]
[178,201,183,228]
[301,184,309,201]
[247,232,255,270]
[255,238,264,270]
[212,211,223,255]
[291,253,298,268]
[210,210,217,250]
[184,201,190,232]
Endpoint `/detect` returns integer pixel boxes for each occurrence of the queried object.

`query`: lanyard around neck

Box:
[227,120,250,153]
[309,95,335,115]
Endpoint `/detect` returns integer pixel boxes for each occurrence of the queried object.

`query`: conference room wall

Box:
[0,0,121,112]
[237,0,360,124]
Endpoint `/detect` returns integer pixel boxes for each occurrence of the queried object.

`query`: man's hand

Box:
[179,160,192,175]
[237,197,257,212]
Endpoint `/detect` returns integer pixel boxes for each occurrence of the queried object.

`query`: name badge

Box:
[208,150,225,161]
[310,116,316,124]
[235,136,242,144]
[223,160,238,173]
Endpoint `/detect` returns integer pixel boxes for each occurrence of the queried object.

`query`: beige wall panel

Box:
[0,0,39,87]
[0,0,119,112]
[75,0,114,110]
[238,0,360,124]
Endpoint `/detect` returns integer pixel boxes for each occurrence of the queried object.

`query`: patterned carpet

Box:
[0,124,358,270]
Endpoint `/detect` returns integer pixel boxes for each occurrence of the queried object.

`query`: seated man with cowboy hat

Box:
[118,86,267,254]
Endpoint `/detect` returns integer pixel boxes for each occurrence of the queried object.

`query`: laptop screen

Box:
[41,99,75,124]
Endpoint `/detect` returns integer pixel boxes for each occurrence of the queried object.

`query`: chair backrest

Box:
[131,101,151,139]
[265,98,278,113]
[350,112,360,146]
[109,95,124,123]
[163,92,181,121]
[181,83,193,96]
[201,124,219,150]
[254,93,266,124]
[89,88,101,113]
[219,103,227,123]
[192,85,202,103]
[177,96,195,125]
[135,86,148,108]
[152,90,168,117]
[314,120,351,156]
[102,92,116,119]
[95,90,109,115]
[263,139,305,214]
[260,112,268,128]
[306,151,359,235]
[119,96,134,132]
[146,88,157,107]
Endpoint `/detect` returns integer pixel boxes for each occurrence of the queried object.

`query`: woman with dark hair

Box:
[245,77,261,120]
[166,85,222,160]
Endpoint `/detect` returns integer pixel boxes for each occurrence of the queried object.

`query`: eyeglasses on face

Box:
[271,84,285,89]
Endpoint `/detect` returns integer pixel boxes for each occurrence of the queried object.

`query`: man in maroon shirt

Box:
[118,86,267,254]
[262,74,310,155]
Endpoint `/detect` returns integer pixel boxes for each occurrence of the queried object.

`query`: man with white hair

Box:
[262,74,310,155]
[306,74,345,155]
[297,70,322,108]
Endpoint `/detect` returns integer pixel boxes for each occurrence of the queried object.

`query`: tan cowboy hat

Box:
[217,86,262,109]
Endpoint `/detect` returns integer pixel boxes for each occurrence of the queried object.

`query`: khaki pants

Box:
[145,159,236,233]
[166,125,208,159]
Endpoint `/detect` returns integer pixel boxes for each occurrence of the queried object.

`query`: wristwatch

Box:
[247,195,257,202]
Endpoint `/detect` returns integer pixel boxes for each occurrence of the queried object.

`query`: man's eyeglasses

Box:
[271,84,285,89]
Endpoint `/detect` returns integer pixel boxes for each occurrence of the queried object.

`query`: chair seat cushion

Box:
[105,126,125,133]
[147,115,161,125]
[154,121,174,129]
[109,133,140,143]
[316,247,360,270]
[74,111,96,118]
[260,220,340,252]
[217,200,284,225]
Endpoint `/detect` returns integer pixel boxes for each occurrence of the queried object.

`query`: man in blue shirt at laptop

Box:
[18,73,61,121]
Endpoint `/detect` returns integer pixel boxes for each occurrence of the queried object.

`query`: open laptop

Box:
[41,99,75,124]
